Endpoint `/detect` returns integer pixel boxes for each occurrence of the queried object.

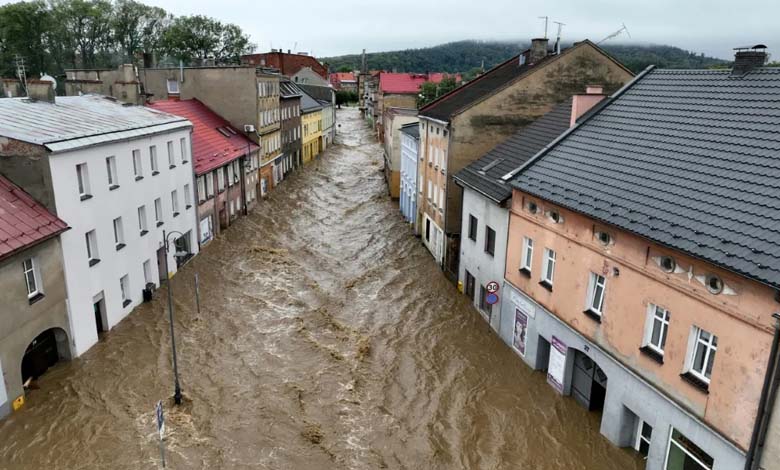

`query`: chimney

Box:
[732,45,767,76]
[27,80,55,103]
[570,85,605,127]
[530,38,549,63]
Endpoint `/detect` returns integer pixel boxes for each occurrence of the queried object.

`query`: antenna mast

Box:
[553,21,565,54]
[538,16,549,38]
[597,23,631,45]
[14,54,28,96]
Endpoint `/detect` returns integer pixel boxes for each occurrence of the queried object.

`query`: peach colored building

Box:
[498,50,780,470]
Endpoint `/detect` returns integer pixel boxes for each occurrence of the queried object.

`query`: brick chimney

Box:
[27,80,55,103]
[570,85,605,127]
[732,45,767,76]
[530,38,549,63]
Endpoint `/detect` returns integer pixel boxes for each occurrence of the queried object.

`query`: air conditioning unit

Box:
[244,124,256,133]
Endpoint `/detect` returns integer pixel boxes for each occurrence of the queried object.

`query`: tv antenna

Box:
[538,16,549,38]
[14,54,28,96]
[598,23,631,45]
[553,21,565,54]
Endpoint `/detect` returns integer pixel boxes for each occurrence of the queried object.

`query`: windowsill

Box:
[639,346,664,364]
[218,189,225,194]
[186,205,192,210]
[109,185,120,191]
[80,194,93,201]
[680,372,710,394]
[115,243,126,251]
[28,292,45,305]
[539,280,553,292]
[135,176,143,181]
[169,165,176,169]
[468,236,477,243]
[173,212,180,218]
[156,221,164,227]
[583,309,602,323]
[88,258,101,267]
[122,299,132,308]
[182,160,189,164]
[198,199,206,204]
[518,267,531,278]
[140,230,148,236]
[485,251,495,258]
[152,171,160,176]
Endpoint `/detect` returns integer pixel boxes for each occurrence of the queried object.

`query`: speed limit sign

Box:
[486,281,500,293]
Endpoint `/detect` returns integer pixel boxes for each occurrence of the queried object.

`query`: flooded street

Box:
[0,108,643,470]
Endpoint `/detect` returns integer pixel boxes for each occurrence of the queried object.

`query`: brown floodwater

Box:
[0,108,644,470]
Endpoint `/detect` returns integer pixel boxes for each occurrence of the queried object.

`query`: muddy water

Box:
[0,108,644,470]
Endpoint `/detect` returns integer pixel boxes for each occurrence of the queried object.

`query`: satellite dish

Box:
[39,73,57,90]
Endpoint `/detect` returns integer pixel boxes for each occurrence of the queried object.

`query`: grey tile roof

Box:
[299,88,323,113]
[0,95,189,153]
[400,122,419,139]
[298,84,333,103]
[511,67,780,288]
[454,99,572,203]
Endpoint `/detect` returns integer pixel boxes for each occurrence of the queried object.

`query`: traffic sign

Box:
[486,292,499,305]
[486,281,500,294]
[156,401,165,439]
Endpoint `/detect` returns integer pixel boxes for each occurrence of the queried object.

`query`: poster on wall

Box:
[547,336,567,394]
[512,309,528,356]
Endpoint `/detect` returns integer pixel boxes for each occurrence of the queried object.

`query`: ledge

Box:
[140,230,148,237]
[135,176,143,181]
[518,267,531,278]
[182,160,189,164]
[169,164,176,169]
[173,212,180,218]
[583,309,602,323]
[88,258,101,267]
[28,292,45,305]
[152,171,160,176]
[115,243,126,251]
[80,194,93,201]
[109,185,120,191]
[186,205,192,210]
[539,280,553,292]
[122,299,132,308]
[680,372,710,394]
[156,221,164,227]
[639,346,664,364]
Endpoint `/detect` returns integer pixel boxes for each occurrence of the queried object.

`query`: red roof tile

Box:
[241,52,328,79]
[147,99,258,176]
[0,175,68,261]
[379,72,462,94]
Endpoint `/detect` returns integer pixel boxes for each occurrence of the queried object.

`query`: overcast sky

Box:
[5,0,777,59]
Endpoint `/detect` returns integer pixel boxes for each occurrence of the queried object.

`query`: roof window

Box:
[660,256,676,273]
[706,275,724,295]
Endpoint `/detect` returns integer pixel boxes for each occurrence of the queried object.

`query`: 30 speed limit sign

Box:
[486,281,500,293]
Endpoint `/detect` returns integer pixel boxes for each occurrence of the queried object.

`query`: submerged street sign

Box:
[156,400,165,439]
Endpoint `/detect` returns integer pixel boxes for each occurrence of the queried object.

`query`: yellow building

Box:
[300,91,323,164]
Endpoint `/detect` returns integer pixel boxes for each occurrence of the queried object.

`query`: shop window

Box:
[665,428,713,470]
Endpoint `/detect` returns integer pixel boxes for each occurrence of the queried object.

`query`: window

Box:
[180,138,188,163]
[113,217,125,250]
[171,190,179,216]
[143,259,153,285]
[105,156,118,188]
[687,327,717,383]
[120,274,131,307]
[586,273,607,317]
[132,149,143,179]
[665,428,713,470]
[138,205,148,234]
[439,188,445,210]
[217,168,226,192]
[167,141,175,168]
[22,258,42,299]
[541,248,556,286]
[644,304,670,355]
[150,146,159,174]
[484,226,496,256]
[464,271,476,302]
[206,172,215,197]
[521,237,534,272]
[85,230,99,266]
[184,184,192,208]
[154,198,163,226]
[635,420,652,458]
[427,180,433,201]
[468,215,478,241]
[76,163,91,199]
[167,79,179,94]
[479,285,492,315]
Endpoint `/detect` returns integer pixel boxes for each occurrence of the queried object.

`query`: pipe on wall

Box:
[745,313,780,470]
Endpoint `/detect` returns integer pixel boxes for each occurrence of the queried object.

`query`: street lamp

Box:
[162,230,188,405]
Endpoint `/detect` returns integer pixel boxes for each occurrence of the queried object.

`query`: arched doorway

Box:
[21,328,69,387]
[571,350,608,412]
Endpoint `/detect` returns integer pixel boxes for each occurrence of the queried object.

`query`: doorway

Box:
[21,329,64,386]
[157,246,167,283]
[93,292,107,336]
[571,350,608,412]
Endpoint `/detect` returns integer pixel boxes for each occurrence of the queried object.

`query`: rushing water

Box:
[0,108,644,470]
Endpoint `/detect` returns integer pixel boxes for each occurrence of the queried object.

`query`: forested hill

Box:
[322,40,728,74]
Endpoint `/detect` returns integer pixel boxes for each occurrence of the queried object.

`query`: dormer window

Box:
[706,275,724,295]
[547,210,563,224]
[526,201,539,214]
[596,231,612,246]
[660,256,676,273]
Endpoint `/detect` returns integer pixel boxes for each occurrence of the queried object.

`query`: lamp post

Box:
[162,230,185,405]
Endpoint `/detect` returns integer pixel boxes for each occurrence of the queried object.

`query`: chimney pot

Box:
[530,38,549,63]
[732,46,767,76]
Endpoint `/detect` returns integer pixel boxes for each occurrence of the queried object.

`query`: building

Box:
[300,90,323,163]
[375,72,459,136]
[399,122,419,227]
[147,99,260,246]
[241,51,328,81]
[256,72,282,195]
[452,98,577,331]
[291,67,330,87]
[0,175,70,419]
[417,38,633,278]
[280,80,303,171]
[382,107,418,198]
[363,71,380,125]
[0,90,199,356]
[319,100,335,150]
[330,72,358,92]
[501,49,780,470]
[64,64,145,105]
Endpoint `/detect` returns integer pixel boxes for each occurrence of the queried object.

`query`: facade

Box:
[329,72,357,92]
[363,72,380,125]
[280,80,303,171]
[501,53,780,470]
[64,64,144,105]
[417,38,633,278]
[147,99,260,246]
[375,72,458,137]
[241,51,328,80]
[291,67,330,87]
[0,93,199,356]
[381,107,418,198]
[300,90,323,164]
[399,122,419,227]
[320,101,335,149]
[0,175,70,419]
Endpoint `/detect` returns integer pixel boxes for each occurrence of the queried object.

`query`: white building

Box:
[0,92,199,355]
[399,122,419,227]
[452,100,573,330]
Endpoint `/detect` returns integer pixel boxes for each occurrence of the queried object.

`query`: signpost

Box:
[485,281,499,305]
[156,400,166,468]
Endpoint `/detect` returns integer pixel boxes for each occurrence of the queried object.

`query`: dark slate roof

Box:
[454,99,572,203]
[512,66,780,288]
[300,88,323,113]
[400,122,419,139]
[298,84,333,103]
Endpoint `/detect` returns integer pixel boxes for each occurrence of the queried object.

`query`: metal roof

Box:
[0,95,190,153]
[512,66,780,288]
[280,80,304,99]
[300,88,323,113]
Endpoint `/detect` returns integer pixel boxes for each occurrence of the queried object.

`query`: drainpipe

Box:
[745,313,780,470]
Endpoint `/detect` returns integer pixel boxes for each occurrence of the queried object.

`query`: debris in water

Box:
[302,422,324,444]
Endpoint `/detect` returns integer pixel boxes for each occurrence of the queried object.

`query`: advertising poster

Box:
[512,309,528,356]
[547,336,567,394]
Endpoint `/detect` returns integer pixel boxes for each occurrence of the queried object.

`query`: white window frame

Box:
[167,141,175,167]
[634,420,652,457]
[664,427,714,470]
[154,198,163,224]
[184,183,192,207]
[167,79,179,94]
[643,304,670,355]
[85,230,99,263]
[138,205,148,233]
[171,190,179,215]
[76,163,90,197]
[132,149,143,178]
[22,257,41,298]
[180,138,188,163]
[542,248,556,285]
[686,326,718,383]
[149,145,158,173]
[143,259,153,285]
[521,237,534,271]
[105,156,118,187]
[586,272,607,316]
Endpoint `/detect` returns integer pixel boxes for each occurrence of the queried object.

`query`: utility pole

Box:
[14,54,28,96]
[162,230,183,405]
[538,16,549,39]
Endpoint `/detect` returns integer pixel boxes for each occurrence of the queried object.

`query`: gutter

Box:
[745,313,780,470]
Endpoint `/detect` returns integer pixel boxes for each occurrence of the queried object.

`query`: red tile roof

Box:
[147,99,258,176]
[0,175,68,261]
[379,72,462,94]
[241,52,328,79]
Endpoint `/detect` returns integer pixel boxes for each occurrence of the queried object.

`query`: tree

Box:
[337,65,352,73]
[0,1,52,76]
[49,0,114,68]
[112,0,167,62]
[162,15,253,64]
[417,81,437,107]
